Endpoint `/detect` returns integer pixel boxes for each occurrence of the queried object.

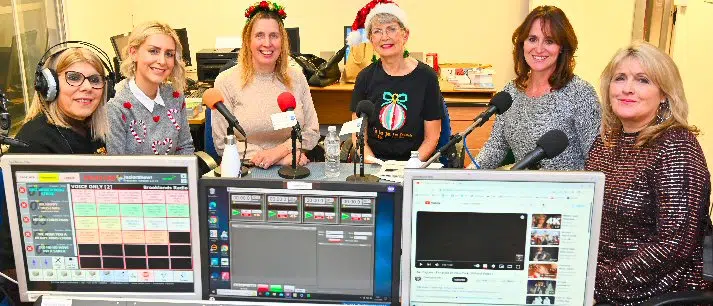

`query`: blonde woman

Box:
[10,47,109,154]
[587,41,712,305]
[212,1,319,169]
[106,21,194,155]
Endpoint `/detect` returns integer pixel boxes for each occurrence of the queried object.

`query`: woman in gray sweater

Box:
[476,6,601,170]
[106,21,194,155]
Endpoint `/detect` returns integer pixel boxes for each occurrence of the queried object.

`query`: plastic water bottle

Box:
[221,134,242,177]
[325,126,341,178]
[405,151,422,168]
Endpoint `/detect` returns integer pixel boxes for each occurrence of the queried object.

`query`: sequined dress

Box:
[585,127,712,305]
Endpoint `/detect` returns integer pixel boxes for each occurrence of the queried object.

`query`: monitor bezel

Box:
[1,154,203,302]
[198,177,402,305]
[400,169,604,306]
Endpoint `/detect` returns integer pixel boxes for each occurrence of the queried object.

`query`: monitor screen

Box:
[401,170,604,306]
[173,28,192,67]
[1,155,202,302]
[110,34,129,60]
[286,27,300,55]
[201,178,401,305]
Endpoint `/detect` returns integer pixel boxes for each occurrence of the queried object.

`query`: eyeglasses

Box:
[64,71,105,89]
[370,26,401,39]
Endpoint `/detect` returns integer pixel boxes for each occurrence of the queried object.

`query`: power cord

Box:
[0,272,17,285]
[463,136,481,169]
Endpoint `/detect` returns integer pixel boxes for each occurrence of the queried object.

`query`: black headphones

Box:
[35,40,118,102]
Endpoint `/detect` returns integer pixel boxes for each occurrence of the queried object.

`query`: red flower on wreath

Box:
[245,1,287,21]
[259,1,268,8]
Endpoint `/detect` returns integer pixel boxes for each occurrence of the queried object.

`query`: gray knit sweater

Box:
[106,81,195,155]
[476,75,601,170]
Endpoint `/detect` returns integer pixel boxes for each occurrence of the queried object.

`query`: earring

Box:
[656,99,672,123]
[403,49,410,58]
[371,54,377,63]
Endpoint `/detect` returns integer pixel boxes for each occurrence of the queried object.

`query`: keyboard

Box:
[185,86,208,105]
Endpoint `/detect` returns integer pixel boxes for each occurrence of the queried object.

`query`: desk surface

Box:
[217,162,383,182]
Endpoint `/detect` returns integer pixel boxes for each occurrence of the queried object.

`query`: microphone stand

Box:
[420,114,489,169]
[278,124,310,179]
[347,118,379,182]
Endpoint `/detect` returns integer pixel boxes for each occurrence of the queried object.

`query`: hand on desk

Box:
[251,146,309,169]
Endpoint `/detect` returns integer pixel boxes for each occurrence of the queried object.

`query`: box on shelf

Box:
[440,63,495,89]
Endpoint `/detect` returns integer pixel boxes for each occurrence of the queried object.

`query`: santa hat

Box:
[346,0,408,46]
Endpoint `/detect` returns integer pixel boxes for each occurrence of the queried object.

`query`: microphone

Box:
[0,89,28,147]
[510,129,569,170]
[421,91,513,168]
[355,100,375,123]
[202,88,246,137]
[276,92,310,179]
[474,91,514,127]
[277,92,301,141]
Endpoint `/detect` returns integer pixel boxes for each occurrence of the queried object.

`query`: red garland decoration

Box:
[245,1,287,21]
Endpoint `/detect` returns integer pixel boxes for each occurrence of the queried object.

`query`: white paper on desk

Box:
[215,36,242,49]
[271,111,297,130]
[374,160,442,183]
[41,297,72,306]
[340,118,363,136]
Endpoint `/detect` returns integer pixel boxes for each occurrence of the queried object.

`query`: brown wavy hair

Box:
[599,41,698,147]
[239,11,292,90]
[512,6,577,91]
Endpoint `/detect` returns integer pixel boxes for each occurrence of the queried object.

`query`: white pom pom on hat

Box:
[346,0,407,46]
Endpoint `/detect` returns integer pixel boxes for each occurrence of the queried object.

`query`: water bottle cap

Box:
[328,126,336,132]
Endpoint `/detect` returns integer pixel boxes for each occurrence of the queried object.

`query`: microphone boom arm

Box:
[421,115,487,168]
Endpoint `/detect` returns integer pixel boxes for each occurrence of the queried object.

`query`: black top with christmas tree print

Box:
[351,60,443,161]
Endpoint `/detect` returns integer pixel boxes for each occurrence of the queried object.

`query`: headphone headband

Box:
[38,40,115,76]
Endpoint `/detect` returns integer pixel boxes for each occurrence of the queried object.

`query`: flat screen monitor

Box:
[110,34,129,60]
[286,27,300,55]
[200,178,401,305]
[401,169,605,306]
[344,26,369,64]
[173,28,192,67]
[1,155,203,302]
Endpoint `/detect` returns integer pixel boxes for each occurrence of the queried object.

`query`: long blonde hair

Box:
[120,21,186,92]
[239,11,292,89]
[26,47,109,140]
[600,41,698,147]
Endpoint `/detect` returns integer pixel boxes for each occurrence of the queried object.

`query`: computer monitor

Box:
[200,178,402,305]
[110,34,129,60]
[401,169,605,306]
[1,155,203,302]
[286,27,300,55]
[173,28,192,67]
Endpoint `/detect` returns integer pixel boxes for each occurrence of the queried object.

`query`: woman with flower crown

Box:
[347,0,443,162]
[211,1,319,170]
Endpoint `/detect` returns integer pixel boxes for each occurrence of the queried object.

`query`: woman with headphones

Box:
[106,21,194,155]
[9,44,113,154]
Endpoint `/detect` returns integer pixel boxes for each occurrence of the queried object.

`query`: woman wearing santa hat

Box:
[348,0,443,162]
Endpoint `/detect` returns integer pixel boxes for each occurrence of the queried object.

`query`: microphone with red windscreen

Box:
[203,88,246,137]
[277,92,301,141]
[276,92,310,179]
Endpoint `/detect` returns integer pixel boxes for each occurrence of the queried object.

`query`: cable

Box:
[0,272,17,285]
[463,136,480,169]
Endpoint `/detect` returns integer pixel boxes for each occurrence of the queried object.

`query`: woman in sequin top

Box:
[586,41,712,305]
[475,6,601,170]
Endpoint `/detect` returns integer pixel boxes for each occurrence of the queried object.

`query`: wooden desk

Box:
[188,109,205,125]
[309,81,496,167]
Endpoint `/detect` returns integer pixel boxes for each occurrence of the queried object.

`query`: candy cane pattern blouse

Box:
[106,80,195,155]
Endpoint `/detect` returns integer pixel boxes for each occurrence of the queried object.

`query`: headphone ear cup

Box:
[36,68,59,102]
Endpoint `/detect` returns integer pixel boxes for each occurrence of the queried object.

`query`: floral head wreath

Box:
[244,1,287,23]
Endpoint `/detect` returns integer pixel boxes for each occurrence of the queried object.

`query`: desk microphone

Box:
[347,100,379,182]
[355,100,375,125]
[421,91,513,168]
[202,88,246,137]
[276,92,310,179]
[510,129,569,170]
